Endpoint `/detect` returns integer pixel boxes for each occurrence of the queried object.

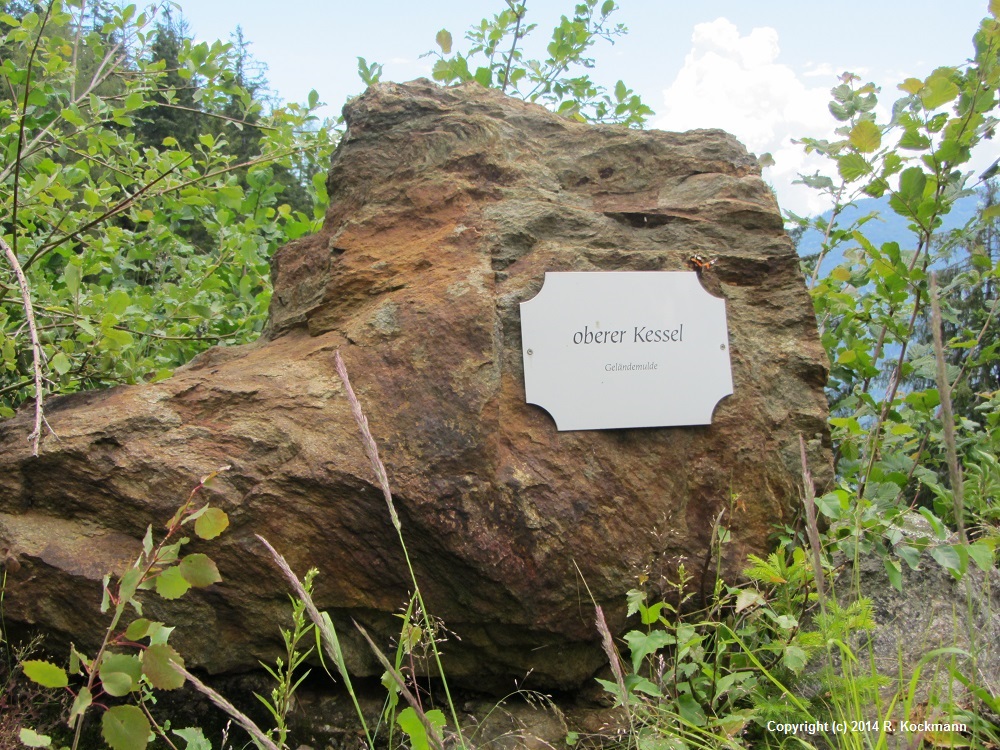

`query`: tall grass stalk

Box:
[171,664,281,750]
[333,349,467,747]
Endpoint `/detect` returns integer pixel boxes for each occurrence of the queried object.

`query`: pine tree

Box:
[134,10,200,150]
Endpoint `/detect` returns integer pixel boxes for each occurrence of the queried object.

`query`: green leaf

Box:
[172,727,212,750]
[930,544,967,579]
[837,153,869,182]
[19,728,52,748]
[435,29,452,54]
[99,653,142,697]
[147,622,175,646]
[124,91,143,111]
[897,545,921,569]
[50,352,71,376]
[967,542,995,572]
[396,707,447,750]
[101,705,151,750]
[734,589,764,613]
[142,643,186,690]
[884,557,902,592]
[178,554,221,587]
[474,66,492,88]
[22,660,69,688]
[194,507,229,540]
[125,618,152,641]
[63,263,81,296]
[106,289,130,315]
[675,693,707,726]
[899,129,931,150]
[897,166,926,203]
[920,70,959,110]
[623,630,675,673]
[639,601,666,625]
[102,328,134,350]
[155,566,191,600]
[625,588,645,618]
[982,204,1000,222]
[118,567,142,606]
[849,120,881,153]
[49,183,73,201]
[782,644,809,674]
[68,685,92,728]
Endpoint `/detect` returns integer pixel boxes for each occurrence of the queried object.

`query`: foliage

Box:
[254,568,316,749]
[5,0,1000,748]
[789,8,1000,553]
[596,6,1000,748]
[17,467,231,750]
[0,0,334,433]
[427,0,653,127]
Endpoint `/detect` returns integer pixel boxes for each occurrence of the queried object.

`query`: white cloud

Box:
[654,18,840,217]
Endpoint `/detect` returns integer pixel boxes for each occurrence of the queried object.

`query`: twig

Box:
[10,1,53,261]
[354,621,447,750]
[929,273,966,543]
[20,155,191,272]
[139,701,180,750]
[171,664,281,750]
[501,1,526,93]
[799,434,827,606]
[1,235,50,456]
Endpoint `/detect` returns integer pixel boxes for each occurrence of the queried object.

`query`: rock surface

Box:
[0,80,831,690]
[842,514,999,717]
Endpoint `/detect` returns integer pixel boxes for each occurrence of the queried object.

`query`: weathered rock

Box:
[795,513,1000,748]
[0,80,831,691]
[841,514,999,718]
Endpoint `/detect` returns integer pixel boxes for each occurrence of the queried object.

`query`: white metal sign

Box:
[519,271,733,431]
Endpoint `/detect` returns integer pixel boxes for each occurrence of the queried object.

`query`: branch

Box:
[930,273,966,543]
[0,235,50,456]
[11,2,54,258]
[501,1,526,93]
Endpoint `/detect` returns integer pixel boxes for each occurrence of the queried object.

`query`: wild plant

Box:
[17,467,231,750]
[254,568,317,749]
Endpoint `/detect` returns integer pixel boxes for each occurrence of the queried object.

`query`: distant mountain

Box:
[794,194,981,276]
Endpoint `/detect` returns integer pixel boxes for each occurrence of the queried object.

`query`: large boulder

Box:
[0,80,831,690]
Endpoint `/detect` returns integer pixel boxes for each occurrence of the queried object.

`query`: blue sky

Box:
[173,1,998,216]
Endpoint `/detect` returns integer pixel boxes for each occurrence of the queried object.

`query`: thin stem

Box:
[140,700,181,750]
[930,273,966,542]
[0,235,49,456]
[799,434,827,607]
[255,535,374,747]
[333,350,467,748]
[500,1,525,93]
[354,622,446,750]
[172,665,281,750]
[11,2,54,259]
